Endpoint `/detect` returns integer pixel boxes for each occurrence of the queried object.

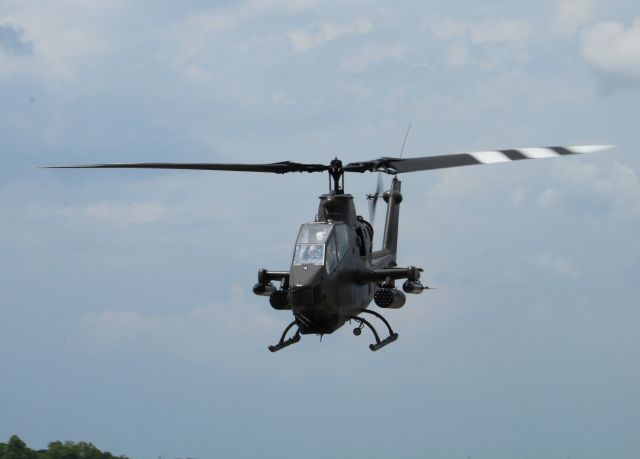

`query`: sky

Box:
[1,0,639,458]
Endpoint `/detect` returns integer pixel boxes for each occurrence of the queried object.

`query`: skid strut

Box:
[268,320,301,353]
[350,309,398,351]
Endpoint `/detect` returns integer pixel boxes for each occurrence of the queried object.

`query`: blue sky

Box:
[1,1,639,458]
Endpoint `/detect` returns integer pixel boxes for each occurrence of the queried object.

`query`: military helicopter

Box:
[47,143,612,352]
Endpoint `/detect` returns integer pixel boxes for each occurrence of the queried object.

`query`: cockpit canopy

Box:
[292,223,349,272]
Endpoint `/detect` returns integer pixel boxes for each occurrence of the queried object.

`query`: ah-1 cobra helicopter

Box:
[48,143,612,352]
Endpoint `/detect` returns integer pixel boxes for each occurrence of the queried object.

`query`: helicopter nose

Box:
[290,284,325,333]
[289,265,325,308]
[289,283,339,334]
[289,266,335,333]
[289,284,319,308]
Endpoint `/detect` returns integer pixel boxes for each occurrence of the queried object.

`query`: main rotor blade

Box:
[43,161,330,174]
[345,145,614,174]
[44,145,614,178]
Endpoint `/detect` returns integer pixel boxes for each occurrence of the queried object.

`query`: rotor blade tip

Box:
[569,144,615,154]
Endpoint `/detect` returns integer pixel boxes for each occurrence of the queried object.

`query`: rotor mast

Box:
[329,158,344,194]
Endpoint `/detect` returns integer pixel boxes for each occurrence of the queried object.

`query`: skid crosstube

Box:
[350,309,399,351]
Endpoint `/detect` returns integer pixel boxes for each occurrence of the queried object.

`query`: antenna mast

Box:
[399,121,412,159]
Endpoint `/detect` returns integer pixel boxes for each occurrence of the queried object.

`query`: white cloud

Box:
[511,187,529,208]
[77,286,279,363]
[552,0,596,32]
[497,252,583,284]
[84,201,169,225]
[338,42,406,73]
[538,161,640,219]
[468,19,531,45]
[423,18,466,41]
[532,253,582,280]
[173,0,320,36]
[537,187,561,210]
[425,17,531,45]
[26,200,170,226]
[339,81,373,98]
[166,1,324,83]
[0,2,125,82]
[166,0,321,39]
[424,17,532,69]
[444,43,469,68]
[288,18,372,53]
[581,19,640,81]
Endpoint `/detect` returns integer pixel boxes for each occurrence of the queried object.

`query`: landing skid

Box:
[268,320,301,352]
[269,311,398,352]
[350,309,398,351]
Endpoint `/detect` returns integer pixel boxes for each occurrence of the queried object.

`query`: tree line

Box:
[0,435,128,459]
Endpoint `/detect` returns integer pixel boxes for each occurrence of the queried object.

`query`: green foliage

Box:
[0,436,37,459]
[0,436,127,459]
[43,440,127,459]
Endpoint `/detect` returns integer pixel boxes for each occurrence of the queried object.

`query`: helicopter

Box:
[47,143,613,352]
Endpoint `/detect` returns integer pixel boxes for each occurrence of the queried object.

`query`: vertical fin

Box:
[382,177,402,264]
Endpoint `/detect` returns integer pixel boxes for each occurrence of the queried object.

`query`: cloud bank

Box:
[581,19,640,82]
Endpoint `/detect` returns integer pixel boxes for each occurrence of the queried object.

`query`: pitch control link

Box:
[350,309,399,351]
[268,320,301,353]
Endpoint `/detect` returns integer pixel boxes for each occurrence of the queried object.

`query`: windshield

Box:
[292,244,325,266]
[292,223,333,266]
[295,223,332,244]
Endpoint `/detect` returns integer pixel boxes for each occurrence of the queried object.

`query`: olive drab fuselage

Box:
[256,176,426,351]
[288,193,376,335]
